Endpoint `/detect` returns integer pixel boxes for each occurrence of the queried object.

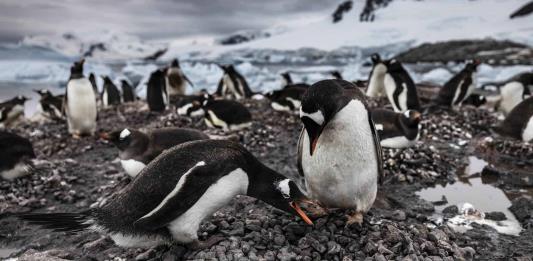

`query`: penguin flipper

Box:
[296,127,305,178]
[368,111,384,185]
[133,162,232,230]
[184,74,195,87]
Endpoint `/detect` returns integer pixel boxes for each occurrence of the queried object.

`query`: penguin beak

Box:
[302,117,322,156]
[290,201,313,225]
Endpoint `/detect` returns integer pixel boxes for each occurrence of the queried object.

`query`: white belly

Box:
[167,168,249,243]
[522,116,533,142]
[67,78,97,135]
[366,64,386,97]
[223,75,241,99]
[1,162,31,180]
[381,136,415,148]
[120,159,146,177]
[301,100,378,211]
[500,82,524,115]
[384,74,406,112]
[110,233,167,248]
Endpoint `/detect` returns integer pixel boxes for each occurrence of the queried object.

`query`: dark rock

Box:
[485,211,507,221]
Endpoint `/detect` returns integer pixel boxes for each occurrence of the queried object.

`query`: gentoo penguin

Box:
[65,59,98,137]
[435,60,480,108]
[297,79,382,225]
[366,53,387,97]
[0,131,35,180]
[462,93,487,108]
[175,94,207,117]
[101,76,121,107]
[101,127,209,177]
[383,59,421,112]
[88,73,99,96]
[493,96,533,142]
[0,96,28,128]
[147,69,169,112]
[215,65,254,99]
[15,140,313,249]
[266,86,307,111]
[371,109,421,148]
[121,80,136,102]
[34,89,64,121]
[331,71,343,80]
[203,99,252,131]
[281,72,293,87]
[497,72,532,115]
[166,59,193,96]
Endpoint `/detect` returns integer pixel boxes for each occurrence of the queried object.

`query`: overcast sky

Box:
[0,0,338,43]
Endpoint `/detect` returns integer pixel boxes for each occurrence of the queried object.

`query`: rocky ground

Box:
[1,96,532,260]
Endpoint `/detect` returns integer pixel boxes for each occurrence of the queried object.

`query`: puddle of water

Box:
[0,248,20,259]
[417,156,524,236]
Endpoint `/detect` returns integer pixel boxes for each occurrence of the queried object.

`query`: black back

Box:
[121,80,136,102]
[386,60,421,111]
[147,70,168,112]
[101,76,121,106]
[204,99,252,125]
[495,96,533,140]
[36,90,64,120]
[267,86,307,110]
[215,65,254,98]
[0,96,28,122]
[371,109,420,140]
[0,131,35,171]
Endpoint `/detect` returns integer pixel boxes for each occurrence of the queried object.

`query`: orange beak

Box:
[310,137,319,156]
[290,201,313,225]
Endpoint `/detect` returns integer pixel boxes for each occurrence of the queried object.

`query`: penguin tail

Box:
[14,212,93,233]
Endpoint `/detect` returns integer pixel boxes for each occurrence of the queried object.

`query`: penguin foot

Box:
[72,133,81,139]
[346,212,364,226]
[187,236,224,250]
[301,200,329,218]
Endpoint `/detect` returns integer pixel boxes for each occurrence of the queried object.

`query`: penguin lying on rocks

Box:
[34,89,64,121]
[15,140,313,249]
[203,98,252,131]
[371,109,421,148]
[0,96,29,128]
[101,127,209,177]
[0,130,35,180]
[493,96,533,142]
[175,94,208,117]
[266,86,307,111]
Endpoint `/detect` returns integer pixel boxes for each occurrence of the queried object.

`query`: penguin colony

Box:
[1,53,532,251]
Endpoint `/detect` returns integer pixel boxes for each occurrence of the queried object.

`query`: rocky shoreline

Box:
[1,97,532,260]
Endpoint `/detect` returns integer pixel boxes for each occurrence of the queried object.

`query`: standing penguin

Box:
[493,96,533,142]
[497,72,532,115]
[147,69,169,112]
[435,60,480,108]
[15,140,313,249]
[101,76,121,107]
[166,59,194,96]
[383,60,421,112]
[203,99,252,131]
[0,131,35,180]
[0,96,28,128]
[366,53,387,97]
[101,127,209,177]
[65,59,98,137]
[371,109,421,148]
[215,64,254,99]
[297,79,382,225]
[121,80,136,102]
[34,89,64,121]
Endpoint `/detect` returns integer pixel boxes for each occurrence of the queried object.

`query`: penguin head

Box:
[300,79,356,155]
[34,89,52,97]
[260,178,314,225]
[100,128,147,151]
[384,59,403,72]
[171,58,180,68]
[281,72,291,80]
[331,71,343,80]
[370,53,382,64]
[464,59,481,72]
[70,59,85,78]
[401,110,422,128]
[14,95,29,104]
[121,79,132,88]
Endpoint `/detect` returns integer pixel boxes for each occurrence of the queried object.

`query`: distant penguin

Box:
[166,59,194,96]
[331,71,343,80]
[34,89,64,121]
[0,131,35,180]
[65,59,98,137]
[215,65,254,99]
[203,99,252,131]
[366,53,387,97]
[0,96,28,128]
[462,93,487,108]
[435,60,480,108]
[298,79,382,225]
[266,86,307,111]
[497,72,532,115]
[89,73,99,96]
[494,96,533,142]
[121,80,136,102]
[383,59,421,112]
[281,72,293,87]
[175,94,207,117]
[15,140,313,249]
[147,69,169,112]
[371,109,421,148]
[101,127,209,177]
[101,76,121,107]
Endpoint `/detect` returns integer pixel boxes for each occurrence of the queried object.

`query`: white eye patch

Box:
[403,110,412,118]
[300,108,325,126]
[120,128,131,139]
[277,179,291,198]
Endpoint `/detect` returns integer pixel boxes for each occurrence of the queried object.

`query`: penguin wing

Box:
[183,74,195,87]
[368,111,384,185]
[297,127,305,177]
[215,78,224,96]
[453,76,472,105]
[133,161,235,230]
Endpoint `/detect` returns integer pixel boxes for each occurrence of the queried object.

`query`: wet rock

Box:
[485,211,507,221]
